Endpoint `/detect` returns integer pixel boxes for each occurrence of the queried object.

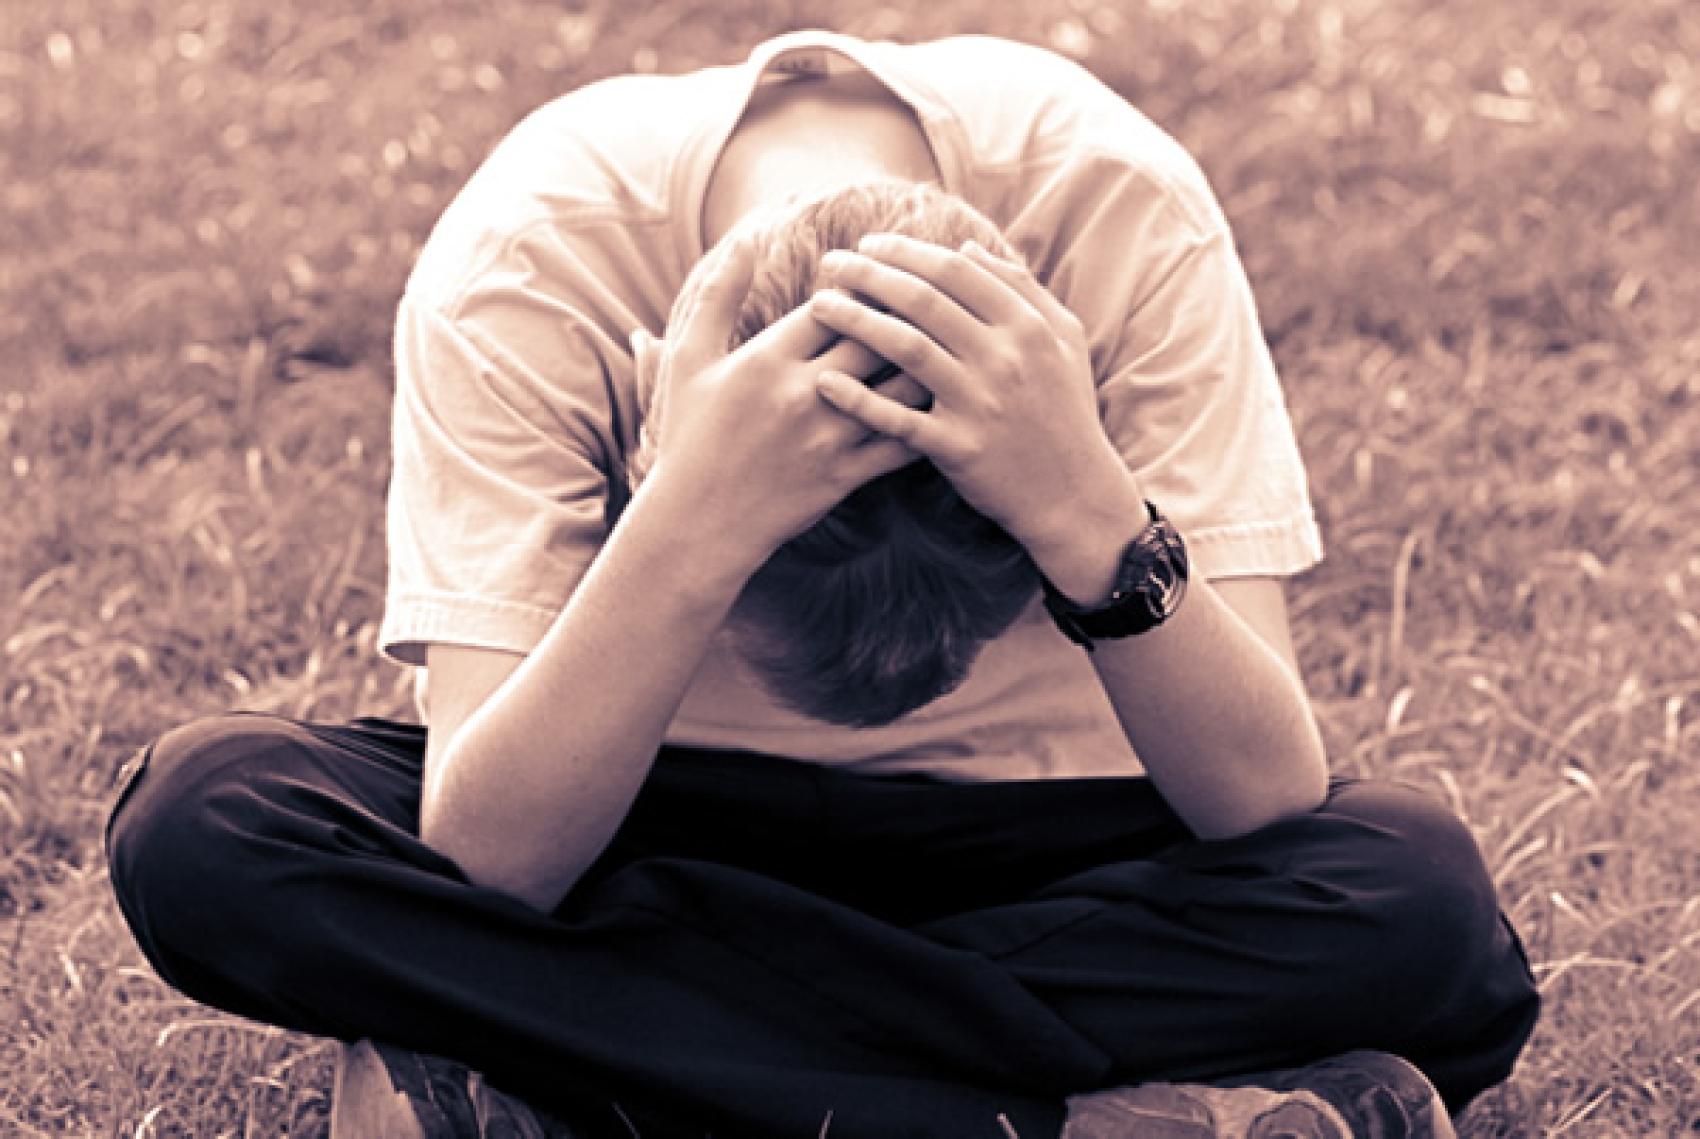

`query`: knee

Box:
[1308,781,1539,1103]
[1326,780,1497,901]
[1304,781,1506,1001]
[106,713,313,984]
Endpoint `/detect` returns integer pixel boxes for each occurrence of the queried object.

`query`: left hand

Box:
[807,233,1140,563]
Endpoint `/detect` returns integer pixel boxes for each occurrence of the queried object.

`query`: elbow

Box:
[1271,757,1330,825]
[419,799,574,912]
[1245,702,1331,831]
[1193,734,1330,842]
[1192,780,1325,842]
[1251,732,1331,834]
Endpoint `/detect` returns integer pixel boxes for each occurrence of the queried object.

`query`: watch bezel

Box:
[1043,502,1190,648]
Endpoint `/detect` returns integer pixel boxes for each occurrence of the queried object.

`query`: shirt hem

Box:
[379,591,559,667]
[1186,512,1325,580]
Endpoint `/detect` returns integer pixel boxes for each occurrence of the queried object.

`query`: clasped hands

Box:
[651,230,1141,587]
[809,233,1136,563]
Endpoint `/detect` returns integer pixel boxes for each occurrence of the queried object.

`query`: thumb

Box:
[675,233,758,366]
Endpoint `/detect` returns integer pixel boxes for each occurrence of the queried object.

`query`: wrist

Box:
[625,465,771,600]
[1021,460,1151,607]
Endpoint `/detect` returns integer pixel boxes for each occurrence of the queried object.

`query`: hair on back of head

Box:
[629,180,1039,728]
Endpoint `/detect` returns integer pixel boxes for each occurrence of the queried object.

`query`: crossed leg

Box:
[107,714,1538,1139]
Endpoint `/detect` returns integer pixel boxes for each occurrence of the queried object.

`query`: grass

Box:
[3,0,1698,1134]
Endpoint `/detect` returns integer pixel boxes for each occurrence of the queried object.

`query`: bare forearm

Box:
[799,232,1325,830]
[1030,472,1327,838]
[1088,579,1328,837]
[417,229,926,909]
[420,471,765,908]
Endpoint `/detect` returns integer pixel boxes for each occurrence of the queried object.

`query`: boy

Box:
[106,30,1539,1138]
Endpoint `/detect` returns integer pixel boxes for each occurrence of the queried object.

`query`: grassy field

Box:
[3,0,1697,1134]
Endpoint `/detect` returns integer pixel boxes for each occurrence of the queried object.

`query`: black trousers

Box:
[106,713,1538,1139]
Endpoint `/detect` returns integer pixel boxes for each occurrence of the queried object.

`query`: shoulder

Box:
[406,66,734,314]
[890,37,1220,234]
[902,34,1098,90]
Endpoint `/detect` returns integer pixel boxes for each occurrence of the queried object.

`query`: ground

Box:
[2,0,1698,1134]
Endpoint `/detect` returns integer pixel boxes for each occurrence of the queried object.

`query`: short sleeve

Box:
[378,290,621,666]
[956,39,1324,582]
[1017,143,1323,583]
[1094,216,1324,581]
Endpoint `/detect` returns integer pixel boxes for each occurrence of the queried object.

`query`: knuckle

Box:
[807,421,848,456]
[885,328,932,373]
[937,433,978,468]
[861,402,913,443]
[1014,311,1051,347]
[890,413,925,444]
[988,345,1025,381]
[907,287,943,326]
[941,248,976,286]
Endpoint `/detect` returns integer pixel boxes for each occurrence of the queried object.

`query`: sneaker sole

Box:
[330,1040,429,1139]
[1065,1080,1351,1138]
[1065,1051,1456,1139]
[1229,1051,1457,1139]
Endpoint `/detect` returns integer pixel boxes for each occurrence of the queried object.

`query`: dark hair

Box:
[634,181,1039,727]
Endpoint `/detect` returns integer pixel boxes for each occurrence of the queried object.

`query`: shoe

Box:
[1062,1050,1456,1138]
[330,1038,578,1139]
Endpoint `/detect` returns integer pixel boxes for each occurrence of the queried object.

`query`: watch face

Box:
[1137,520,1188,620]
[1043,504,1190,645]
[1144,549,1184,619]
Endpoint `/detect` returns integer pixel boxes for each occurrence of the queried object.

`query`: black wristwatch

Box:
[1042,501,1190,650]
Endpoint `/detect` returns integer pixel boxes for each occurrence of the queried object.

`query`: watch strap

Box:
[1042,501,1189,650]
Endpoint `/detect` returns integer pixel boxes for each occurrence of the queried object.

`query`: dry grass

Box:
[2,0,1697,1134]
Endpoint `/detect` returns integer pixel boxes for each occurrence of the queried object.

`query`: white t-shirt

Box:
[380,30,1323,781]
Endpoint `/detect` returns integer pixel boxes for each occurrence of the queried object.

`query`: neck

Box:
[701,73,941,249]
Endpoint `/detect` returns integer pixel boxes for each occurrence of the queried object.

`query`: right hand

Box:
[646,233,925,557]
